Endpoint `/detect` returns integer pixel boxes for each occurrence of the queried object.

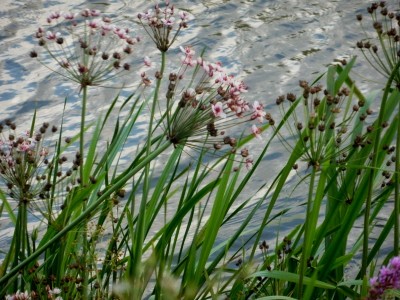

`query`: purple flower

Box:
[367,256,400,299]
[31,9,140,88]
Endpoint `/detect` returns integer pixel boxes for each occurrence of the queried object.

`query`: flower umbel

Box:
[138,1,190,52]
[164,46,267,165]
[0,121,76,208]
[0,121,52,204]
[274,78,361,170]
[32,9,140,88]
[356,1,400,87]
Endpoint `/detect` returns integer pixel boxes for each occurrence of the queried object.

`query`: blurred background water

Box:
[0,0,394,276]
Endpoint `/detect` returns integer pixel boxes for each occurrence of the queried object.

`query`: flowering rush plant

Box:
[137,0,190,52]
[162,45,268,169]
[30,8,140,88]
[0,121,58,204]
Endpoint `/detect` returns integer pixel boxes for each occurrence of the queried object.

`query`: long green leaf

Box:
[249,270,335,290]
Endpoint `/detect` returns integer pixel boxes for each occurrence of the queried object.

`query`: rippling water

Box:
[0,0,393,274]
[0,0,371,123]
[0,0,372,183]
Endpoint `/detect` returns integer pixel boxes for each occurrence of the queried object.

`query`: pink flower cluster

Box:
[178,46,266,140]
[138,1,190,51]
[138,1,189,29]
[32,9,140,88]
[40,9,137,44]
[368,256,400,300]
[0,129,47,169]
[0,122,58,203]
[166,46,268,169]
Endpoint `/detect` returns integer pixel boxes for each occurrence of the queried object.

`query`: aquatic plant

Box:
[163,46,267,165]
[31,9,139,89]
[0,119,75,293]
[30,8,145,192]
[356,1,400,87]
[137,0,190,52]
[356,0,400,277]
[1,0,269,298]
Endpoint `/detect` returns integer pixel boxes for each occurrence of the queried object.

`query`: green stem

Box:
[11,201,28,292]
[80,86,88,185]
[0,141,171,288]
[395,100,400,256]
[80,85,89,300]
[362,60,400,277]
[131,51,166,283]
[297,166,317,299]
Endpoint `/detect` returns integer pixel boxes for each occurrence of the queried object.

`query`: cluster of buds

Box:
[367,256,400,299]
[356,1,400,87]
[164,46,268,169]
[277,236,292,260]
[0,121,52,204]
[275,79,360,170]
[0,121,75,205]
[380,143,396,189]
[31,9,140,88]
[138,1,190,52]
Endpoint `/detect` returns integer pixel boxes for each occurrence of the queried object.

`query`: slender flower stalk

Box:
[297,166,317,299]
[273,77,364,297]
[132,52,167,285]
[356,1,400,274]
[0,121,71,291]
[29,11,144,298]
[362,60,400,277]
[80,86,87,185]
[356,1,400,87]
[31,8,142,182]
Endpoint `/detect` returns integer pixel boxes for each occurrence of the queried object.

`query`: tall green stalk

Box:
[80,85,89,300]
[395,101,400,256]
[0,141,171,289]
[80,86,88,186]
[12,202,29,292]
[362,61,400,277]
[297,166,317,299]
[131,51,166,283]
